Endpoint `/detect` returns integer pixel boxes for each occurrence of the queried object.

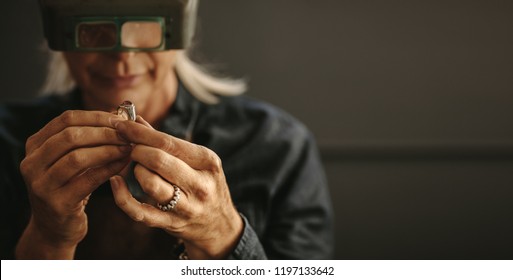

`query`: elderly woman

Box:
[0,0,333,259]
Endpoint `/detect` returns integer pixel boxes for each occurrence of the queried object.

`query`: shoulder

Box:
[196,95,315,160]
[207,95,312,141]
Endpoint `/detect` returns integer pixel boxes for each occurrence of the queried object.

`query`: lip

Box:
[93,73,144,89]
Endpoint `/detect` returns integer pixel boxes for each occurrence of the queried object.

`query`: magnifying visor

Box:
[39,0,192,52]
[75,17,165,51]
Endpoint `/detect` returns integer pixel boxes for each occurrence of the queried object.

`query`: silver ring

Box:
[117,100,136,121]
[157,185,182,212]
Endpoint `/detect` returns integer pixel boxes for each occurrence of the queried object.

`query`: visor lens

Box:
[77,22,117,48]
[121,21,163,49]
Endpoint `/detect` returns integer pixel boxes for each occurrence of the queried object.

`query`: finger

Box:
[110,175,180,229]
[116,120,220,170]
[27,110,126,154]
[131,145,197,192]
[41,145,132,189]
[57,158,131,205]
[136,115,153,128]
[134,164,183,205]
[31,126,128,170]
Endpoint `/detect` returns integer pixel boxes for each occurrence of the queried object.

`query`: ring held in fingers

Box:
[157,184,181,212]
[117,100,136,121]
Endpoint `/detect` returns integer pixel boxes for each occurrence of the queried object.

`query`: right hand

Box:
[19,110,131,251]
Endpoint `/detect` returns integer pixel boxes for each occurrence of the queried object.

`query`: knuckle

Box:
[148,152,168,171]
[19,157,32,178]
[194,183,211,202]
[204,148,222,171]
[135,167,160,197]
[62,127,80,143]
[144,179,161,198]
[25,135,36,152]
[66,151,84,169]
[159,137,175,153]
[20,157,44,188]
[29,178,46,197]
[59,110,75,126]
[131,211,145,223]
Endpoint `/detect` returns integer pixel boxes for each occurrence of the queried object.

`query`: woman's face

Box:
[63,50,178,111]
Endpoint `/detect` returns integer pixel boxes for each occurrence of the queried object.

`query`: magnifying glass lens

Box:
[77,22,117,48]
[121,21,163,48]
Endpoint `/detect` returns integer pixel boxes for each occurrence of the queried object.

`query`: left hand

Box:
[109,117,243,259]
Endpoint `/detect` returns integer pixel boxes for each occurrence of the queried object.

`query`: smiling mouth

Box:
[94,73,144,89]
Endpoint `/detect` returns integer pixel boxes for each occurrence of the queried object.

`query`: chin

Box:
[83,77,156,110]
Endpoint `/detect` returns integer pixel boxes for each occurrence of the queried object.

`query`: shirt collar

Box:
[160,81,201,141]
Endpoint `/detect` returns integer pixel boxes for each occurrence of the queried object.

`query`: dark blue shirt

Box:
[0,84,334,259]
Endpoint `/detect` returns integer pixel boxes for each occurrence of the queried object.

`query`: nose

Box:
[104,51,137,76]
[108,51,136,60]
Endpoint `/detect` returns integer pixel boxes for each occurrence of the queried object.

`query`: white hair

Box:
[40,0,246,104]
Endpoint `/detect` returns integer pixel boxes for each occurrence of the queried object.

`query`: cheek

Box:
[64,53,96,84]
[150,52,177,81]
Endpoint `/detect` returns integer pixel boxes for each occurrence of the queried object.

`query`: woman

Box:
[0,0,333,259]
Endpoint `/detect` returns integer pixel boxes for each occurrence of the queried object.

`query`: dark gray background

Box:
[2,1,512,259]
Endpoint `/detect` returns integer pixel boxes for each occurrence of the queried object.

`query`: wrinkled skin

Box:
[16,50,243,259]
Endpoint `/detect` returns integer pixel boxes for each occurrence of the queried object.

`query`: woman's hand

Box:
[16,110,131,259]
[110,117,244,259]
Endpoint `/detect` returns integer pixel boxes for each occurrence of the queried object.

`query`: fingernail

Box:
[109,176,118,189]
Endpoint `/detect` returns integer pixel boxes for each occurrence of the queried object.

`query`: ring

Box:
[157,185,182,212]
[117,100,136,121]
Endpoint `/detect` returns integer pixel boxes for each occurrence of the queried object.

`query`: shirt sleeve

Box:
[263,131,334,259]
[225,122,334,260]
[227,213,268,260]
